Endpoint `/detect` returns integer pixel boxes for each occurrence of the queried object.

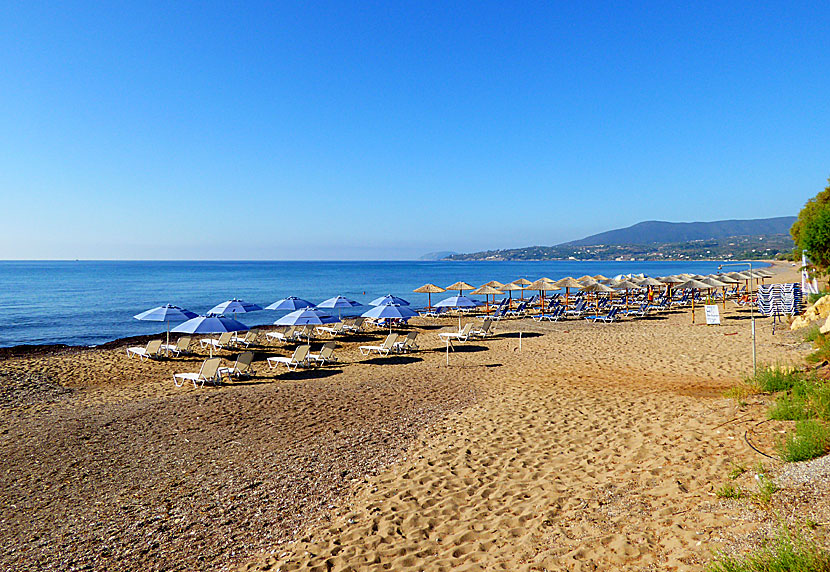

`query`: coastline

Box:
[3,259,826,571]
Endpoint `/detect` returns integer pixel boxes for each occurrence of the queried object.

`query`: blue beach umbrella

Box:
[362,303,418,332]
[133,304,198,353]
[208,299,263,316]
[265,296,315,311]
[369,294,410,306]
[434,295,480,328]
[274,308,339,342]
[172,314,250,357]
[274,308,339,326]
[316,295,363,318]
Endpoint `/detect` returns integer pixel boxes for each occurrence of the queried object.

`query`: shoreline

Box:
[0,259,788,357]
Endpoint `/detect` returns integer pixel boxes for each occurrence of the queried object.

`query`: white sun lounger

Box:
[307,342,338,365]
[393,332,419,353]
[160,336,192,357]
[126,339,163,361]
[217,351,255,380]
[438,323,474,344]
[359,333,398,356]
[173,357,221,389]
[200,332,234,351]
[266,326,297,343]
[267,344,310,371]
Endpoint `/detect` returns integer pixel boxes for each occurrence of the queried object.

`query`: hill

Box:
[445,217,796,261]
[565,216,796,246]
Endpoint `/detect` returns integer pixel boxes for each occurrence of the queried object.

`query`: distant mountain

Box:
[445,217,796,261]
[565,216,796,246]
[419,250,458,261]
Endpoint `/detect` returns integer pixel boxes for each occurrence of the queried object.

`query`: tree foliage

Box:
[792,177,830,272]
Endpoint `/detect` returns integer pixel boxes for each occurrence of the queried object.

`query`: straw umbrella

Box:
[528,279,560,314]
[674,279,711,324]
[555,277,584,308]
[612,279,641,310]
[581,282,616,314]
[470,285,503,313]
[501,282,524,309]
[484,280,506,289]
[593,274,608,280]
[512,278,532,300]
[446,281,475,296]
[413,283,445,309]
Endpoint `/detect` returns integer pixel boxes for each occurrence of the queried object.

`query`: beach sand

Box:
[3,261,829,571]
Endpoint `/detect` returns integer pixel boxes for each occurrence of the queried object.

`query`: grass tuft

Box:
[777,419,830,463]
[803,323,823,343]
[755,473,779,504]
[717,482,743,499]
[729,463,747,480]
[707,526,830,572]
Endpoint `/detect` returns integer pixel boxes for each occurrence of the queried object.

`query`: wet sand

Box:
[3,261,828,571]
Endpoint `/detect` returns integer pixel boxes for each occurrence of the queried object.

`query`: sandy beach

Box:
[3,261,829,571]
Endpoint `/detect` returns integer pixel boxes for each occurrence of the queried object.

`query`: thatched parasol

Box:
[446,281,475,296]
[470,285,503,313]
[675,278,711,323]
[414,283,445,309]
[555,277,584,307]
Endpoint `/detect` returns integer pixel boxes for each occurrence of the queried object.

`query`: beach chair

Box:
[534,305,565,322]
[624,303,651,317]
[471,318,495,338]
[565,299,587,317]
[159,336,192,357]
[308,342,338,365]
[315,322,346,337]
[266,326,296,343]
[393,331,419,353]
[505,301,528,317]
[585,307,620,323]
[200,331,234,352]
[218,351,255,380]
[267,344,311,371]
[359,333,399,356]
[419,307,447,318]
[231,330,257,348]
[126,339,163,361]
[173,357,222,389]
[438,323,474,344]
[343,317,366,333]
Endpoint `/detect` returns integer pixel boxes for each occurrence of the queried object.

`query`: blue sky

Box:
[1,1,827,260]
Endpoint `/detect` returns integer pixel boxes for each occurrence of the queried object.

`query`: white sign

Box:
[704,305,721,325]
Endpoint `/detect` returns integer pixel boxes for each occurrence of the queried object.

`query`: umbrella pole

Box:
[691,290,696,324]
[166,319,170,357]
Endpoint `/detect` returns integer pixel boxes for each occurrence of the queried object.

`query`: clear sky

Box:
[1,1,828,260]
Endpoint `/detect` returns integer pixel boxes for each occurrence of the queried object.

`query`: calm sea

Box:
[0,260,736,347]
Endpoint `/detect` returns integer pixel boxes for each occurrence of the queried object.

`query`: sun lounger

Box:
[200,331,234,351]
[359,333,398,356]
[218,351,255,380]
[533,306,565,322]
[315,322,345,337]
[471,318,495,337]
[266,344,310,371]
[565,300,587,317]
[585,307,620,323]
[393,331,419,353]
[438,322,474,344]
[231,330,257,348]
[307,342,338,365]
[343,317,366,333]
[159,336,191,357]
[266,326,297,343]
[624,304,651,317]
[419,307,447,318]
[173,357,222,388]
[126,339,163,361]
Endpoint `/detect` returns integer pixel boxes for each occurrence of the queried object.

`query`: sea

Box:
[0,260,741,348]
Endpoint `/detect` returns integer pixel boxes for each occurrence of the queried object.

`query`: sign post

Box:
[704,304,721,325]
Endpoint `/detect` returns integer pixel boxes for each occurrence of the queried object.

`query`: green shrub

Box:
[806,381,830,422]
[777,419,830,462]
[807,291,830,305]
[807,333,830,364]
[707,526,830,572]
[751,366,805,393]
[769,392,813,420]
